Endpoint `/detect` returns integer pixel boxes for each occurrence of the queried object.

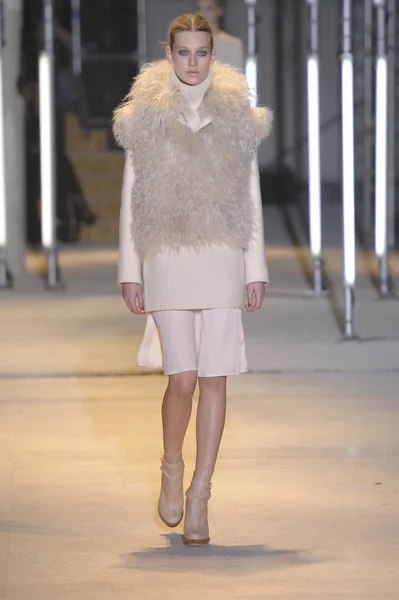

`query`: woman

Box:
[196,0,245,71]
[113,13,272,546]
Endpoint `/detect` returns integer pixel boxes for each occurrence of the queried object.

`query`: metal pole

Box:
[341,0,356,338]
[245,0,258,106]
[306,0,322,297]
[137,0,147,69]
[0,0,8,289]
[71,0,82,75]
[373,0,389,296]
[387,0,396,249]
[293,0,304,176]
[363,0,374,247]
[274,0,284,165]
[39,0,59,288]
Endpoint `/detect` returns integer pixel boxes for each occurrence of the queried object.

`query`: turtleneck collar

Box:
[172,70,212,112]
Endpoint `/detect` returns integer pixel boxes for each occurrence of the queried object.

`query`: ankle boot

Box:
[183,468,213,546]
[158,455,184,528]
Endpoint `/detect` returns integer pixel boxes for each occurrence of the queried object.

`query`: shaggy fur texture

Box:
[113,60,273,259]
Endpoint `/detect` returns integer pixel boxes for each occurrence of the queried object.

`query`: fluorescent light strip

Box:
[0,57,7,247]
[307,55,322,258]
[39,51,55,249]
[245,57,257,107]
[374,55,388,257]
[341,56,356,287]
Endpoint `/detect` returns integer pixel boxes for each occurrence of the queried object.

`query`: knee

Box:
[168,372,197,401]
[199,376,226,394]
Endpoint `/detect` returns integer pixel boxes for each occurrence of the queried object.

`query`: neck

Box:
[172,70,212,111]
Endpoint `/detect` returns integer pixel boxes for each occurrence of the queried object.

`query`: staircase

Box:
[66,114,124,244]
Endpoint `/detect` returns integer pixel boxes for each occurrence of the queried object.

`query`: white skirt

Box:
[138,309,248,377]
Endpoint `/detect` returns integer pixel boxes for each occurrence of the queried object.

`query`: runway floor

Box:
[1,370,398,599]
[1,204,399,599]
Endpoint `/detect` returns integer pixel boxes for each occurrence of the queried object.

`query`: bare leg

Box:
[195,376,227,471]
[183,376,227,545]
[162,371,198,459]
[158,370,197,527]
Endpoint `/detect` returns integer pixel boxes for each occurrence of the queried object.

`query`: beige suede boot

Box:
[183,468,213,546]
[158,455,184,528]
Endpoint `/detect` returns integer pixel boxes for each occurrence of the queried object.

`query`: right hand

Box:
[121,282,145,314]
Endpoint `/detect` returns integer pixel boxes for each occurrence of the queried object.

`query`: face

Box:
[166,31,215,86]
[196,0,223,29]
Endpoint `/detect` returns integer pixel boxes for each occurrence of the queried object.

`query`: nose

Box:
[188,52,198,68]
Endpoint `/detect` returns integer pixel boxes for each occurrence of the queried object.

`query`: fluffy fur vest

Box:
[113,60,272,259]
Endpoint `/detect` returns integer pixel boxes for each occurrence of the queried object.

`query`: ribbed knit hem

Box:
[143,245,246,312]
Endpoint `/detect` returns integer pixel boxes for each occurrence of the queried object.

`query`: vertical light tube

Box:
[0,0,8,289]
[39,50,56,250]
[307,56,321,257]
[306,0,322,296]
[373,0,389,295]
[374,56,388,257]
[71,0,82,75]
[40,0,59,288]
[245,0,258,106]
[342,57,356,289]
[245,57,257,105]
[341,0,356,337]
[0,57,5,248]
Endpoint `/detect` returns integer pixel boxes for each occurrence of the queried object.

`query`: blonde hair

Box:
[168,13,214,50]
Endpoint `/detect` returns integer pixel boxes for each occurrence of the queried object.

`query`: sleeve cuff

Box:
[117,258,142,286]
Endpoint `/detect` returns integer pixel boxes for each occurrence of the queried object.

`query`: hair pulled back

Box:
[168,13,214,50]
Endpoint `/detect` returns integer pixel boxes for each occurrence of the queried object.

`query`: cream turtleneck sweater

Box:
[172,69,212,130]
[118,70,268,312]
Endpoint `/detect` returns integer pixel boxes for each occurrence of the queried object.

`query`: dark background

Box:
[21,0,139,122]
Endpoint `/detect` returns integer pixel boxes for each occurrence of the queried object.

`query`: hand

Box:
[121,282,146,314]
[245,282,266,312]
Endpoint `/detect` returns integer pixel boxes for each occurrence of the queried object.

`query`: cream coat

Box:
[117,61,271,313]
[117,64,271,369]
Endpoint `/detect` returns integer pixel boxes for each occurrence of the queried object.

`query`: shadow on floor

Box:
[121,532,320,574]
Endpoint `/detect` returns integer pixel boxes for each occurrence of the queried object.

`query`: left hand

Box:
[245,282,266,312]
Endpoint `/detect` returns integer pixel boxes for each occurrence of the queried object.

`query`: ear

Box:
[211,47,217,63]
[165,46,173,63]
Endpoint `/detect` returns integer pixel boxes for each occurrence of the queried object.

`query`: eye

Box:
[198,50,208,57]
[178,50,189,56]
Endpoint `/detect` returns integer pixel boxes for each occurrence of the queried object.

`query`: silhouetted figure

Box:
[196,0,245,70]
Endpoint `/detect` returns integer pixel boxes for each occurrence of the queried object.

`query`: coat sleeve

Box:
[117,151,143,285]
[244,156,269,285]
